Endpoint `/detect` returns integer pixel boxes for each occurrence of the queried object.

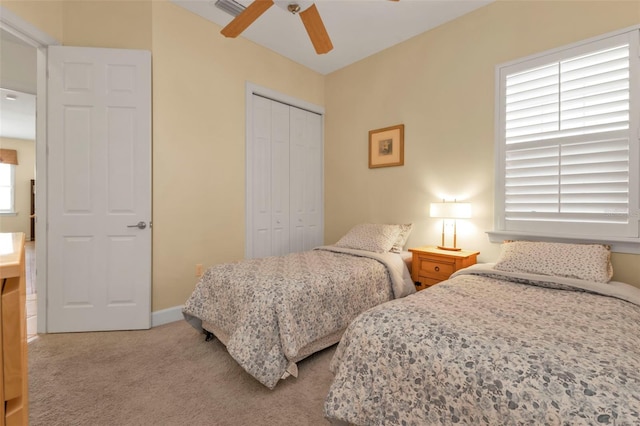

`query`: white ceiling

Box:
[0,88,36,141]
[171,0,493,75]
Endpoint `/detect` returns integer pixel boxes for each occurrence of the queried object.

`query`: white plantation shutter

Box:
[506,45,629,143]
[496,30,639,239]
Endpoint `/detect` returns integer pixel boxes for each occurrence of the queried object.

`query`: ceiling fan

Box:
[221,0,334,54]
[219,0,400,55]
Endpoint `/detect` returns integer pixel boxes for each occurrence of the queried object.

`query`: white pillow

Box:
[335,223,402,253]
[390,223,413,253]
[494,241,613,283]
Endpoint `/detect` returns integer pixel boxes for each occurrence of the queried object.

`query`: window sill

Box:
[0,212,17,217]
[487,231,640,255]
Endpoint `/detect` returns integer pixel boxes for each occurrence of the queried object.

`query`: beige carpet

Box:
[28,320,337,426]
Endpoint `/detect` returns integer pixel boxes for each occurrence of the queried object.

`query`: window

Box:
[0,163,16,214]
[493,28,640,251]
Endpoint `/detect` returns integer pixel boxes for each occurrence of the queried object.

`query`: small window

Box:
[494,28,639,246]
[0,163,16,214]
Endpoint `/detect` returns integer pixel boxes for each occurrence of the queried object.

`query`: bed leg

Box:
[203,330,215,342]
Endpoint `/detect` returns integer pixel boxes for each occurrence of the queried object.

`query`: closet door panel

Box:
[305,111,323,249]
[250,96,273,258]
[270,101,291,256]
[289,107,305,252]
[290,107,323,252]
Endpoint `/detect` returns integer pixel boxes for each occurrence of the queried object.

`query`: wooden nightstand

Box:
[409,246,480,291]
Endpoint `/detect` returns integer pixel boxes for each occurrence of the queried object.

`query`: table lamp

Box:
[430,200,471,251]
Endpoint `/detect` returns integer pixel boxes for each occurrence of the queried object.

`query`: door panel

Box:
[61,236,93,306]
[270,101,290,256]
[250,96,272,259]
[47,46,151,332]
[290,107,323,252]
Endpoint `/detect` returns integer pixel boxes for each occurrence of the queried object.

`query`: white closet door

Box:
[249,93,323,258]
[270,101,291,256]
[290,107,323,252]
[250,96,272,258]
[250,96,291,258]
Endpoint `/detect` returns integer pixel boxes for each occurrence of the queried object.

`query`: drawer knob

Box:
[434,266,440,272]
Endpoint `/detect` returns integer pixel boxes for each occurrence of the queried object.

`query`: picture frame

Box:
[368,124,404,168]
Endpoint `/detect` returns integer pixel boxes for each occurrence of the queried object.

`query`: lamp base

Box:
[437,245,462,251]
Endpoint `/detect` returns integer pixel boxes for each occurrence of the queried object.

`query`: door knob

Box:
[127,221,147,230]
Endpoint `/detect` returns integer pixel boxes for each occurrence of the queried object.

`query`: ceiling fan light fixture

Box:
[213,0,246,17]
[274,0,312,14]
[287,3,301,14]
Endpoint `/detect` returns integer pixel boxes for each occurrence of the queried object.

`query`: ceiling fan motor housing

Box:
[287,3,301,14]
[275,0,313,14]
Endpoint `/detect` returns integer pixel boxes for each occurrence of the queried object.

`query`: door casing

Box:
[0,6,58,333]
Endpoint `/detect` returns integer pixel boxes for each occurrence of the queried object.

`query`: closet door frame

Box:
[245,82,325,259]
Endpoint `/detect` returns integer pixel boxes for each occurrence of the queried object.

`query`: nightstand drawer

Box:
[417,276,441,288]
[417,258,455,279]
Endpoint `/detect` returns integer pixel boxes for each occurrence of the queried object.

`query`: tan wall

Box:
[151,1,324,310]
[4,0,325,311]
[61,0,152,49]
[0,137,35,239]
[324,0,640,287]
[1,0,64,42]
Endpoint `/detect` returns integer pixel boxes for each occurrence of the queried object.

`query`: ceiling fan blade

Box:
[299,4,333,55]
[220,0,274,38]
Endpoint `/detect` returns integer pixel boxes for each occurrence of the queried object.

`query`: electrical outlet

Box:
[195,264,203,277]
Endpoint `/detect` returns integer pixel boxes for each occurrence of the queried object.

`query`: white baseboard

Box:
[152,305,184,327]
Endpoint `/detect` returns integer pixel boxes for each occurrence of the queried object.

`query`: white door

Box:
[47,46,151,332]
[270,100,291,256]
[250,95,274,258]
[289,107,323,252]
[250,95,291,258]
[248,94,323,258]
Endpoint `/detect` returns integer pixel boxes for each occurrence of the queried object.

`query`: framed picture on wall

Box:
[368,124,404,168]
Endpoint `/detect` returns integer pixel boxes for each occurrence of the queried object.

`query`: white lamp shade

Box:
[430,202,471,219]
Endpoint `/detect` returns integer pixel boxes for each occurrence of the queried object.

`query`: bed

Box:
[182,223,416,389]
[324,241,640,425]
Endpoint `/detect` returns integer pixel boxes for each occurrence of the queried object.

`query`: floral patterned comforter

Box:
[183,246,415,389]
[325,265,640,425]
